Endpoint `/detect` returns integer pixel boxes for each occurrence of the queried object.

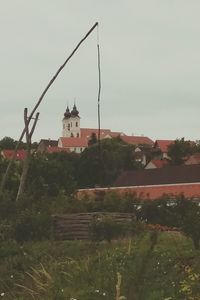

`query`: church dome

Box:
[71,104,79,117]
[64,106,71,118]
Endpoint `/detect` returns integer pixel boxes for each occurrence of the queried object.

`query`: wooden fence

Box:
[53,212,135,240]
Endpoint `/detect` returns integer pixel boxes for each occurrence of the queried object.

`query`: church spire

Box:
[71,104,79,117]
[64,106,71,118]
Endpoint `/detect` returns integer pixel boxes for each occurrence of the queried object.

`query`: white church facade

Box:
[57,104,154,153]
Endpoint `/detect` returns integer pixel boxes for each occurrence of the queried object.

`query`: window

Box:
[76,121,78,127]
[68,124,70,131]
[71,133,74,137]
[77,133,79,137]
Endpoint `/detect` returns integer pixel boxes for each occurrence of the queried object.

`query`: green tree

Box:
[0,136,16,149]
[176,199,200,250]
[27,152,79,196]
[0,136,26,150]
[168,138,196,165]
[88,132,98,146]
[78,138,141,188]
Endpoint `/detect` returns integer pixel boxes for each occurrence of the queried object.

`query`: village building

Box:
[57,105,154,153]
[145,158,170,169]
[185,153,200,165]
[153,140,174,159]
[76,164,200,200]
[1,149,27,161]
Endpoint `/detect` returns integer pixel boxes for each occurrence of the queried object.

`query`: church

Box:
[38,104,154,154]
[58,104,153,153]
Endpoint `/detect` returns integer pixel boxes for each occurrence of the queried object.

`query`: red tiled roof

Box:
[147,159,170,168]
[1,149,27,161]
[76,183,200,200]
[120,135,154,146]
[185,153,200,165]
[60,137,88,148]
[106,131,125,138]
[80,128,112,139]
[154,140,174,152]
[46,147,70,154]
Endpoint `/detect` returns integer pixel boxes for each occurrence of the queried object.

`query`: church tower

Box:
[62,105,81,137]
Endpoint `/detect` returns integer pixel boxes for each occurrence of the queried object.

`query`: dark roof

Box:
[39,139,58,147]
[114,164,200,187]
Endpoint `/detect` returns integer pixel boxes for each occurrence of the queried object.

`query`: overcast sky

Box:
[1,1,200,142]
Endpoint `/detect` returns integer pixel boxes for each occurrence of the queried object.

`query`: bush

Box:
[13,210,52,242]
[90,216,126,242]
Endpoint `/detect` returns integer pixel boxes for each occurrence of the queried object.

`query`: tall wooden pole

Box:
[0,22,98,194]
[16,109,39,202]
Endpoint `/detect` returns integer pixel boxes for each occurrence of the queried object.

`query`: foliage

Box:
[78,138,141,188]
[0,233,200,299]
[13,210,52,242]
[26,152,79,196]
[167,138,197,165]
[139,197,200,250]
[0,136,26,149]
[88,132,98,146]
[179,266,200,300]
[90,216,128,242]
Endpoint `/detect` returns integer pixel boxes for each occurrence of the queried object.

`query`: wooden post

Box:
[16,109,39,202]
[0,22,98,194]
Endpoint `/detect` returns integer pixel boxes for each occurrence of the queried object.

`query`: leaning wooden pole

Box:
[16,109,39,202]
[0,22,98,194]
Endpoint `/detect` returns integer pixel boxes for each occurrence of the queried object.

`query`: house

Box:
[1,149,27,161]
[58,137,88,153]
[153,140,174,159]
[76,165,200,200]
[45,147,70,154]
[145,158,170,169]
[120,135,154,147]
[37,139,58,153]
[185,153,200,165]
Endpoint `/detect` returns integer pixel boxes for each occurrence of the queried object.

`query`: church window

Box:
[68,124,70,131]
[76,121,78,127]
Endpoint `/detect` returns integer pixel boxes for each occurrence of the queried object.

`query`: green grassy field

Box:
[0,232,200,300]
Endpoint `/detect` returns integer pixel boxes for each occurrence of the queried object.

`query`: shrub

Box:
[13,210,52,242]
[90,216,126,242]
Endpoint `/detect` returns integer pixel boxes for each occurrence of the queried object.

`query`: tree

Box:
[0,136,26,150]
[0,137,16,149]
[27,152,79,196]
[78,138,141,188]
[88,132,97,146]
[176,199,200,250]
[168,138,196,165]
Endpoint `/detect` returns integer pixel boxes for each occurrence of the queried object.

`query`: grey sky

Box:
[1,1,200,142]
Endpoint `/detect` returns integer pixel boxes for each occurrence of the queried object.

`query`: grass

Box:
[0,232,200,300]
